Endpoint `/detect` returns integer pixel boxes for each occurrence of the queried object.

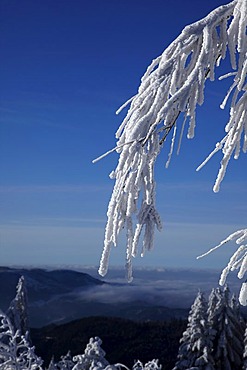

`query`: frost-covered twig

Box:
[197,229,247,304]
[97,0,246,281]
[0,311,43,369]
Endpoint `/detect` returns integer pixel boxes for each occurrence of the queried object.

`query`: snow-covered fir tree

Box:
[94,0,247,301]
[72,337,110,370]
[57,351,74,370]
[6,276,30,339]
[172,291,215,370]
[132,359,162,370]
[47,351,75,370]
[229,293,245,329]
[243,325,247,370]
[0,310,43,369]
[47,357,58,370]
[207,289,218,325]
[207,285,244,370]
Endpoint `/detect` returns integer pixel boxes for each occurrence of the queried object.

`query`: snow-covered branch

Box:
[96,0,246,283]
[198,229,247,305]
[0,311,43,369]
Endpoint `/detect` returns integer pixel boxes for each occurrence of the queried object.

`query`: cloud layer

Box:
[72,267,242,309]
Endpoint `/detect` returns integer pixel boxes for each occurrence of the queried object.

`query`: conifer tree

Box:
[173,291,214,370]
[208,285,244,370]
[243,324,247,370]
[6,276,30,339]
[47,357,58,370]
[47,352,75,370]
[207,287,222,327]
[230,293,245,328]
[57,351,74,370]
[72,337,109,370]
[132,359,161,370]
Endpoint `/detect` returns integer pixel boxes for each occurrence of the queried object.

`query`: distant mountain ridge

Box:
[0,267,189,327]
[0,266,106,326]
[0,266,104,304]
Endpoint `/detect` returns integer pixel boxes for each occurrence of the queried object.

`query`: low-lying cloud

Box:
[72,267,242,309]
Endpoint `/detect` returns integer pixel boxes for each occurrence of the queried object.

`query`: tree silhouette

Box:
[6,276,30,340]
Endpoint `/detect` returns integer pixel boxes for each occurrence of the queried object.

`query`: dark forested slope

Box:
[31,316,186,370]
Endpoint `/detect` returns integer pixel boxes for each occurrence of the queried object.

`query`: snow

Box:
[95,0,247,301]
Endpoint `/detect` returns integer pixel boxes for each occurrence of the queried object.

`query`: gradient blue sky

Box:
[0,0,246,272]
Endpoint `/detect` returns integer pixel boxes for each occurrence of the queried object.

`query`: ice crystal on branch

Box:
[95,0,246,284]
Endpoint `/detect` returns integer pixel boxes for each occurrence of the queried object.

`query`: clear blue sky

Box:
[0,0,246,272]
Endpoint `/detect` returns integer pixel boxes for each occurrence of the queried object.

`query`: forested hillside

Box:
[1,275,247,369]
[31,316,186,369]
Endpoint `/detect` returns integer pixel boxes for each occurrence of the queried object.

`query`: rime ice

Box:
[95,0,246,301]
